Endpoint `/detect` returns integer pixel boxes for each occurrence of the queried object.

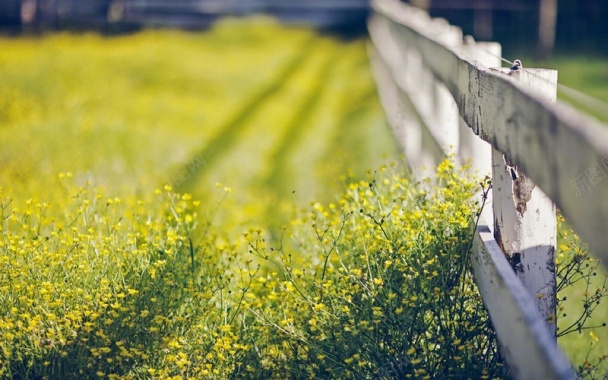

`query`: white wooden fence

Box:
[368,0,608,378]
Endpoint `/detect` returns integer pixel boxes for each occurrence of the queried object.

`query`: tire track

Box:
[316,54,400,183]
[175,36,316,193]
[262,48,339,199]
[255,48,340,235]
[268,46,381,206]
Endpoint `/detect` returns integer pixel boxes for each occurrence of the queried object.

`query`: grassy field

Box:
[0,19,398,232]
[0,19,415,378]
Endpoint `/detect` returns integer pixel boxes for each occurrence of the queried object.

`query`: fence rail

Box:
[368,0,608,378]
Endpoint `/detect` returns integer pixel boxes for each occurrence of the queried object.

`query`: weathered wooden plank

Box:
[367,41,444,169]
[458,41,499,178]
[368,13,459,170]
[371,0,608,266]
[472,211,575,380]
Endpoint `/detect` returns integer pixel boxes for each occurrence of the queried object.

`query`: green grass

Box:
[557,226,608,369]
[527,56,608,123]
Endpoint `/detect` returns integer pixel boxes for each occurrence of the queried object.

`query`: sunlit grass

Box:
[0,20,326,200]
[0,19,398,235]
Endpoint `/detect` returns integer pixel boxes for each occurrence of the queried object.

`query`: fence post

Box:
[491,67,558,337]
[460,40,501,179]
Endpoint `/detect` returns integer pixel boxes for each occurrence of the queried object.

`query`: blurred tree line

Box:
[410,0,608,58]
[1,0,607,57]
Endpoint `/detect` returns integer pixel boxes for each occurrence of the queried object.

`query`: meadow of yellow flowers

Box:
[0,17,604,379]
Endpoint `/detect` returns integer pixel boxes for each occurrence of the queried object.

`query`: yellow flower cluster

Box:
[12,156,600,378]
[0,181,249,379]
[240,159,503,378]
